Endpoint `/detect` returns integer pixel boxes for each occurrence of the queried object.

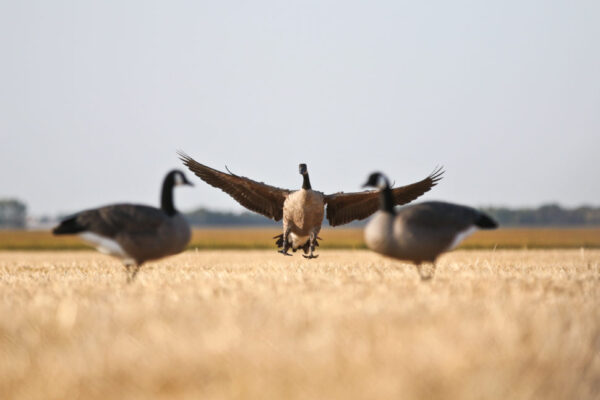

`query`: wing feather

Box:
[324,167,444,226]
[178,152,291,221]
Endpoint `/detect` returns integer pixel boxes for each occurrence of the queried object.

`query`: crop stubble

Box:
[0,249,599,399]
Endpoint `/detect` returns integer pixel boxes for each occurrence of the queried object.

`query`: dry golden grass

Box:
[2,227,600,250]
[0,249,599,400]
[461,227,600,249]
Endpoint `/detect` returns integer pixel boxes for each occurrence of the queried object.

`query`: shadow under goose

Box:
[52,170,193,282]
[362,172,498,280]
[179,152,443,259]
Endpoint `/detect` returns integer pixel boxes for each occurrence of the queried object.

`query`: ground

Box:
[0,249,599,399]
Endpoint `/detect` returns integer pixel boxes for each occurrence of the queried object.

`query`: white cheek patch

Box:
[80,232,129,258]
[447,226,477,251]
[174,173,184,186]
[377,176,389,189]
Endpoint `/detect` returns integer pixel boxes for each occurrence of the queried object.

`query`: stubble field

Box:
[1,249,599,400]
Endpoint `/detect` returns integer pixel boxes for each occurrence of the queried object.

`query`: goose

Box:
[362,172,498,280]
[179,152,444,258]
[52,170,193,281]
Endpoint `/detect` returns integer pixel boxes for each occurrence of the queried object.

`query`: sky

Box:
[1,1,599,216]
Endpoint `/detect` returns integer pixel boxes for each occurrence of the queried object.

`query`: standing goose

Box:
[179,152,443,258]
[362,172,498,280]
[53,170,193,281]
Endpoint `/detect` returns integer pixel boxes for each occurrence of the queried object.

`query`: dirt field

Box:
[1,249,599,399]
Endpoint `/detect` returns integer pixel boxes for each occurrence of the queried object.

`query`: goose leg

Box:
[130,264,142,282]
[278,225,292,256]
[124,262,134,283]
[124,262,142,283]
[415,262,435,281]
[303,231,319,259]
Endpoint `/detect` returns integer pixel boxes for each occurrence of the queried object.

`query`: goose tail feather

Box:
[53,216,86,235]
[475,213,498,229]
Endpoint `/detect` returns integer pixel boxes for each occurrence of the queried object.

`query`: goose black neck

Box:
[302,174,312,190]
[161,178,177,216]
[380,185,396,215]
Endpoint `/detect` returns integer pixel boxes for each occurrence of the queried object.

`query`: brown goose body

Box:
[52,170,193,281]
[283,189,325,236]
[179,152,443,258]
[73,205,191,265]
[363,172,497,279]
[365,202,490,263]
[282,188,325,249]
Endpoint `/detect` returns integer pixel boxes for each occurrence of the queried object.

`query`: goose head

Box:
[299,163,308,176]
[362,172,390,190]
[168,170,194,187]
[363,172,395,214]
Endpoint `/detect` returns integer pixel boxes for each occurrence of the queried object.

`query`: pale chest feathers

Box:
[364,212,397,256]
[283,189,325,231]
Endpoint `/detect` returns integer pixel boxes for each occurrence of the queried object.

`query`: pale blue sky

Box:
[1,1,599,216]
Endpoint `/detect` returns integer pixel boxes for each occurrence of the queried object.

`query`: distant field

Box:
[0,249,598,400]
[1,227,600,250]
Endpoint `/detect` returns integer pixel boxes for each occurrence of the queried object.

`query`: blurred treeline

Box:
[480,204,600,227]
[0,199,27,229]
[3,199,600,229]
[185,208,279,227]
[187,204,600,227]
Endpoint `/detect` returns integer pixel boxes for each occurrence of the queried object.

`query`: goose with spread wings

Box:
[179,152,443,258]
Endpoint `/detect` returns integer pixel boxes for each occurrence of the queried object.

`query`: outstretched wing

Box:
[179,152,292,221]
[324,167,444,226]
